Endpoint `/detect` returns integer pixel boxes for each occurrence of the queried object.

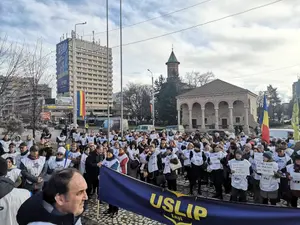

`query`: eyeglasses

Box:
[57,153,64,156]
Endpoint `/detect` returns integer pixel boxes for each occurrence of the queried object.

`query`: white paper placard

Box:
[231,161,250,176]
[256,162,274,175]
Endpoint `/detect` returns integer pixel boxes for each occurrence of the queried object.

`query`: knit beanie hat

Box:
[0,157,8,176]
[107,148,114,155]
[263,151,273,160]
[235,149,243,156]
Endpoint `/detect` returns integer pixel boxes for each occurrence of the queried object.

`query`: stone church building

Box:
[165,50,258,134]
[176,79,258,134]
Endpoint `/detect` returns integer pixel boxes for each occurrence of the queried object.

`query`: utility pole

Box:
[72,22,87,129]
[120,0,124,136]
[106,0,110,139]
[147,69,155,127]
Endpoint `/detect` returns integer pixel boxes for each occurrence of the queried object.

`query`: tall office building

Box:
[0,76,51,118]
[293,79,300,99]
[56,33,113,116]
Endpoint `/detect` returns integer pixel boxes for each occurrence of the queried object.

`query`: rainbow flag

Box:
[77,90,86,118]
[261,94,270,143]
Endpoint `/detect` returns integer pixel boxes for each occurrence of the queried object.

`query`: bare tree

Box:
[184,71,215,87]
[0,36,26,113]
[123,83,152,122]
[23,41,52,140]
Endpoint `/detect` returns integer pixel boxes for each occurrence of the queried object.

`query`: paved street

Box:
[81,176,293,225]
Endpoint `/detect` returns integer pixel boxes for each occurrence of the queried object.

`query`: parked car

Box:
[269,128,294,140]
[135,124,155,133]
[206,129,227,138]
[165,125,185,134]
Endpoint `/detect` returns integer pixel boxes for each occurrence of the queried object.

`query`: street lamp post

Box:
[147,69,155,127]
[106,0,111,139]
[72,22,87,129]
[120,0,124,136]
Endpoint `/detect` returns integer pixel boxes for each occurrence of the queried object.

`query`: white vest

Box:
[79,153,88,174]
[191,150,204,166]
[182,149,191,166]
[287,164,300,191]
[87,136,95,144]
[229,159,251,191]
[15,152,29,169]
[6,168,21,183]
[127,148,139,161]
[0,140,10,153]
[148,150,159,173]
[163,154,178,174]
[21,156,46,183]
[68,151,81,167]
[57,136,66,146]
[273,154,291,171]
[0,188,31,225]
[1,152,20,164]
[102,158,120,171]
[48,156,71,171]
[260,161,279,192]
[208,152,225,171]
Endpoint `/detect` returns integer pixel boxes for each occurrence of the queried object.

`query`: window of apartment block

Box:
[235,117,241,123]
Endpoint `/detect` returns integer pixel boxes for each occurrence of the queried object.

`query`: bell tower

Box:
[166,48,180,81]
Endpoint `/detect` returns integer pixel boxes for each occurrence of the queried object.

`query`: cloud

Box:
[0,0,298,103]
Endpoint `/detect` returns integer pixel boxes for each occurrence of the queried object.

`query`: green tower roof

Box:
[166,51,180,64]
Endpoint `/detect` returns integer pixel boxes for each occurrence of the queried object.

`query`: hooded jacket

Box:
[0,176,30,225]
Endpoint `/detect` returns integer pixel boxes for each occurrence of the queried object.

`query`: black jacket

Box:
[85,151,104,178]
[17,192,80,225]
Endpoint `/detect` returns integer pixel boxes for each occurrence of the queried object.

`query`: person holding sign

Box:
[189,145,207,195]
[273,147,292,204]
[249,147,263,203]
[259,151,280,205]
[228,150,251,202]
[208,144,226,200]
[286,153,300,208]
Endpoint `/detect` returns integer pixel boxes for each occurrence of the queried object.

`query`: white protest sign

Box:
[231,161,249,176]
[256,162,274,175]
[292,172,300,181]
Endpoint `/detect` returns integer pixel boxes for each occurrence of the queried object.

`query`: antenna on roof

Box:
[172,44,174,51]
[62,34,64,39]
[66,33,68,38]
[92,31,95,44]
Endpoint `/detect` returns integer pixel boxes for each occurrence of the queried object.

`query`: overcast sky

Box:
[0,0,298,102]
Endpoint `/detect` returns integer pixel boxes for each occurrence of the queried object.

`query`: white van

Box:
[135,124,155,133]
[165,125,185,133]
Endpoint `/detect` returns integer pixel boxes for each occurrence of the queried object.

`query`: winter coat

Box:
[17,192,82,225]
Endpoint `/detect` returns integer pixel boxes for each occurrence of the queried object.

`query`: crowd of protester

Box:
[1,126,300,224]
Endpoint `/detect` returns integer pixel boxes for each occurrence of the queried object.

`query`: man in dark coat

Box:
[85,145,105,197]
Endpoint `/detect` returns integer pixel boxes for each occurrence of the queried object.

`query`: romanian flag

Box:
[261,95,270,143]
[77,90,86,118]
[292,96,299,141]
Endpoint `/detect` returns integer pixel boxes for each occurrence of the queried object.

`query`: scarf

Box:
[21,150,29,156]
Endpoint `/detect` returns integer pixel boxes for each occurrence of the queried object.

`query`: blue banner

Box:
[56,39,69,94]
[99,166,300,225]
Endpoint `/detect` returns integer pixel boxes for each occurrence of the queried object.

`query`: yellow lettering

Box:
[162,198,174,213]
[193,206,207,220]
[186,204,193,219]
[150,194,163,209]
[174,201,186,217]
